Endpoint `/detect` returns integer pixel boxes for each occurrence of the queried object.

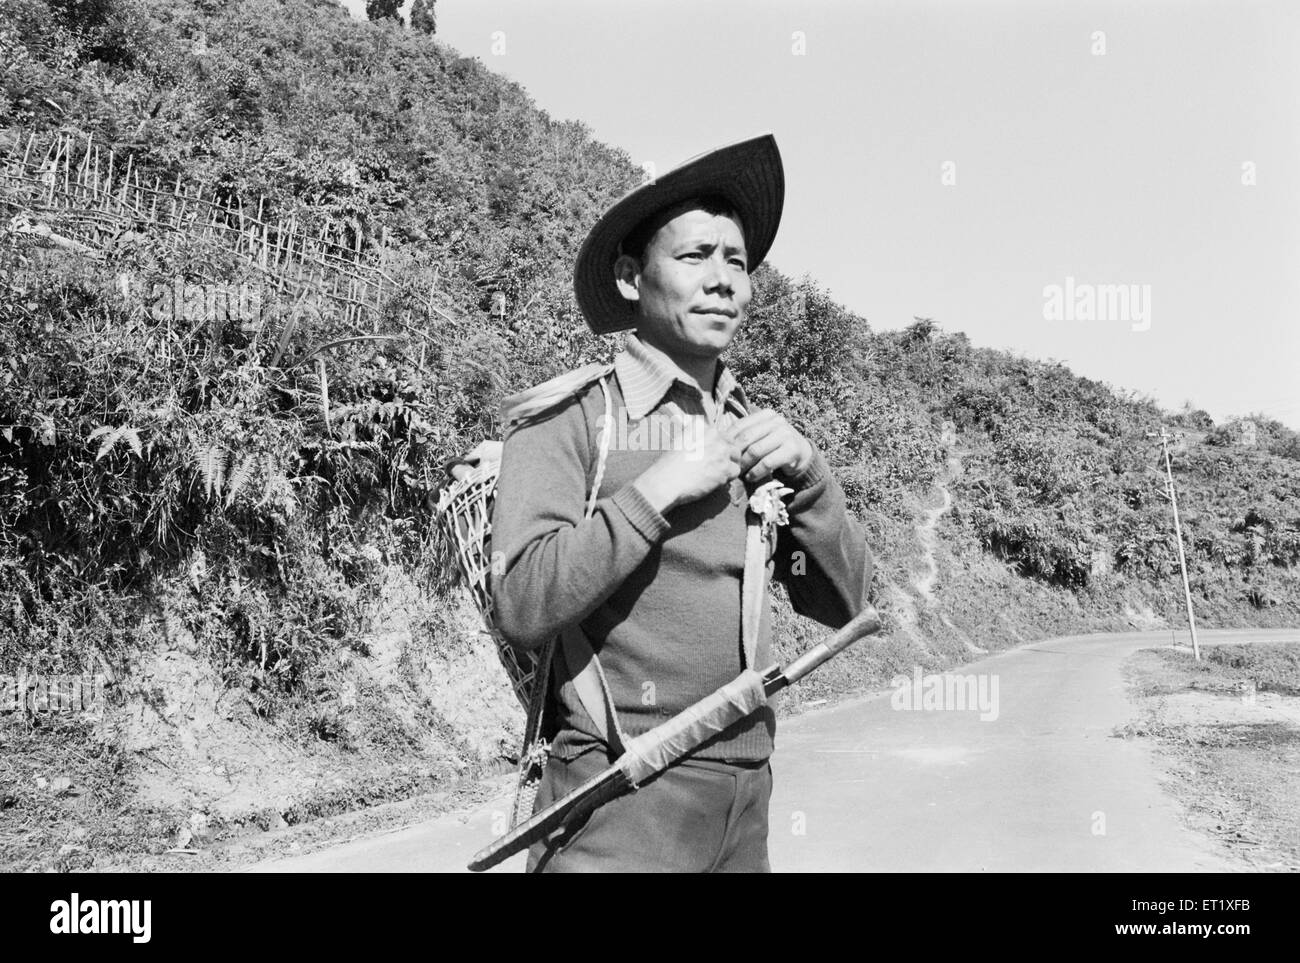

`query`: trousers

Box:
[525,744,773,873]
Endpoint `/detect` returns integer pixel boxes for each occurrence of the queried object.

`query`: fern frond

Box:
[255,452,276,508]
[196,444,226,499]
[94,425,123,461]
[225,455,254,507]
[214,447,227,497]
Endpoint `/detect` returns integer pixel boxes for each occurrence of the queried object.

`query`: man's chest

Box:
[592,404,751,552]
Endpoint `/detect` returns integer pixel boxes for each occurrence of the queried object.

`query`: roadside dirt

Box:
[1118,645,1300,871]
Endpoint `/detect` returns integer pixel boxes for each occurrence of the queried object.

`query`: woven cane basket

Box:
[434,456,557,828]
[432,371,614,831]
[433,460,538,710]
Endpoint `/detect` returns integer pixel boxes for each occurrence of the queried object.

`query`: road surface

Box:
[246,627,1300,873]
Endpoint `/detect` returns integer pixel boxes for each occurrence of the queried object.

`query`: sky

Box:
[340,0,1300,429]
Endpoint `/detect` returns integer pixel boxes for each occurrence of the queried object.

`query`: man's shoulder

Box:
[500,363,618,449]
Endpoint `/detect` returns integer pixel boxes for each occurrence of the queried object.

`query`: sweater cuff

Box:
[780,448,830,490]
[610,484,672,542]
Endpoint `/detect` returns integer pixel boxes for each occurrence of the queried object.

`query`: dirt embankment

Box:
[0,570,523,872]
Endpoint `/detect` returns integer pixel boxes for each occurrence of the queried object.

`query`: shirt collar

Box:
[614,333,750,420]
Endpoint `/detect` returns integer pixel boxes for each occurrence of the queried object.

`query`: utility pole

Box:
[1151,427,1201,660]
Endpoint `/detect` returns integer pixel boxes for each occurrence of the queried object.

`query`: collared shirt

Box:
[612,334,754,508]
[614,332,750,426]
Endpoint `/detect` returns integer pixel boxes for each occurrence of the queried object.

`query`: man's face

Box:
[615,205,751,361]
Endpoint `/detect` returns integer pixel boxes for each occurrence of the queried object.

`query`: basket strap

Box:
[729,392,767,670]
[556,623,625,753]
[585,374,613,518]
[554,374,629,754]
[741,516,767,670]
[510,374,620,828]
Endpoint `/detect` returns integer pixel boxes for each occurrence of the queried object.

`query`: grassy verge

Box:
[0,714,162,872]
[1118,643,1300,872]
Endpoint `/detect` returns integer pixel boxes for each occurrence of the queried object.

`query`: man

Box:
[490,134,872,872]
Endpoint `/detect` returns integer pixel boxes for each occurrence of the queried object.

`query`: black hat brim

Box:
[573,133,784,335]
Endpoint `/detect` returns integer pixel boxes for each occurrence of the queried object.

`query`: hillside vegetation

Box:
[1,0,1297,869]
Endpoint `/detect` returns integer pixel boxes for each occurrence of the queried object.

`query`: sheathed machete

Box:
[468,605,882,872]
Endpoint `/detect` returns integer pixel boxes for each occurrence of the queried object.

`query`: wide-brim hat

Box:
[574,133,784,335]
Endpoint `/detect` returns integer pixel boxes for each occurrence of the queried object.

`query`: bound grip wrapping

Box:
[614,669,768,786]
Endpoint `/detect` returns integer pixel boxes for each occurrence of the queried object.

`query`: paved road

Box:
[246,628,1300,873]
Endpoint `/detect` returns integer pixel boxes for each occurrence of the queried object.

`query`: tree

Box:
[365,0,401,22]
[410,0,436,35]
[906,315,936,343]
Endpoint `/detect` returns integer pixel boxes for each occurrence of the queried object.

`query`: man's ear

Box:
[613,254,641,303]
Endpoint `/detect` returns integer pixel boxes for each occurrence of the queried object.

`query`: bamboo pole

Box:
[171,172,183,225]
[104,145,116,200]
[92,146,102,205]
[119,153,131,207]
[78,138,93,205]
[44,141,57,205]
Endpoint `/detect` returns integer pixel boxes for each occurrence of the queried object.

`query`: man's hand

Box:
[632,424,742,514]
[729,410,814,483]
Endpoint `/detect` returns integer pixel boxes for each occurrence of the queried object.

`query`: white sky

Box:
[340,0,1300,429]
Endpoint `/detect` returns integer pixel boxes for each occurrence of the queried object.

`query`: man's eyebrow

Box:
[673,236,748,255]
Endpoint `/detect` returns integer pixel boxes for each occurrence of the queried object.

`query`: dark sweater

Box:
[489,342,873,762]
